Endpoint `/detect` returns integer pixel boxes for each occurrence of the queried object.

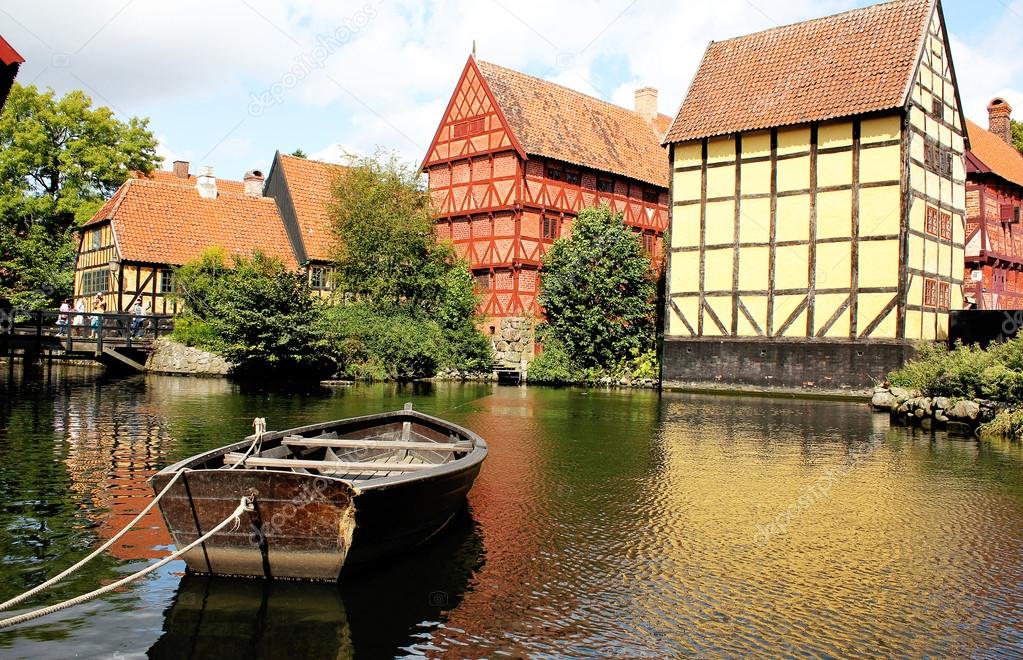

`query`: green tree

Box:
[173,250,326,378]
[0,83,160,307]
[326,151,492,376]
[290,148,307,158]
[538,205,656,370]
[328,152,451,311]
[1013,119,1023,155]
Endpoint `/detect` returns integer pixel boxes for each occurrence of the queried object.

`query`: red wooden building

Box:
[965,99,1023,309]
[0,34,24,111]
[423,56,670,328]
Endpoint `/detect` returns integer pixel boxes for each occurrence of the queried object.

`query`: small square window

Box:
[643,189,659,204]
[931,97,944,120]
[923,278,937,307]
[564,169,580,186]
[542,215,560,240]
[547,166,563,182]
[597,179,614,193]
[159,269,174,294]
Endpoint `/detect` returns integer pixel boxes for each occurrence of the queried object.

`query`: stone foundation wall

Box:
[492,317,534,369]
[145,338,233,376]
[662,338,916,390]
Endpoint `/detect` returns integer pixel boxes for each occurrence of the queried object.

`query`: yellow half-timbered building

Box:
[75,164,297,314]
[662,0,966,389]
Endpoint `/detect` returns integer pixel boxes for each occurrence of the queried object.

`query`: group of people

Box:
[56,295,152,339]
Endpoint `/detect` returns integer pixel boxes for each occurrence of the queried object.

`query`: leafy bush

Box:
[173,250,328,378]
[171,315,219,349]
[980,408,1023,441]
[888,337,1023,401]
[526,337,582,385]
[317,303,444,380]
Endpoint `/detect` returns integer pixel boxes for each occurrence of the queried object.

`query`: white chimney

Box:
[196,165,217,199]
[634,87,658,122]
[243,169,264,197]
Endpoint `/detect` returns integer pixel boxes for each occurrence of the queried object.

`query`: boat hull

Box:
[150,410,486,581]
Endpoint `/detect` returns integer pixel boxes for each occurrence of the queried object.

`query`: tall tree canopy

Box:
[538,205,657,370]
[325,152,492,377]
[0,83,160,307]
[328,152,456,313]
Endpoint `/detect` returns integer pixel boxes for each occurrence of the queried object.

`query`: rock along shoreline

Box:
[869,385,1003,435]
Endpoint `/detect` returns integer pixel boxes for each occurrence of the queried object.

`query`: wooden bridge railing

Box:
[0,308,175,354]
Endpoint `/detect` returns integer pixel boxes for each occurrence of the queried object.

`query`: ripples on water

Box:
[0,363,1021,658]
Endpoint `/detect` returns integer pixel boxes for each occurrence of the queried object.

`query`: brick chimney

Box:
[243,169,264,197]
[196,165,217,199]
[634,87,658,122]
[988,97,1013,144]
[172,160,190,179]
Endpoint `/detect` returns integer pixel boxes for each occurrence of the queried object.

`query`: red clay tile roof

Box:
[966,118,1023,189]
[0,35,23,66]
[277,153,346,262]
[665,0,933,143]
[477,60,670,187]
[82,179,297,269]
[134,168,246,195]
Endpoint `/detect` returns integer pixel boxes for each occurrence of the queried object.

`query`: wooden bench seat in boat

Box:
[222,453,433,473]
[281,436,472,453]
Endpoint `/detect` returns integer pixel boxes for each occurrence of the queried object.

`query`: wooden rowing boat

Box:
[149,404,487,581]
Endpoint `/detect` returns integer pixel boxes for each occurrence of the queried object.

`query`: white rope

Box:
[228,417,266,470]
[0,496,253,630]
[0,468,190,613]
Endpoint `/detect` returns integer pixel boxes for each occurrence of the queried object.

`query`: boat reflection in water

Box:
[148,510,485,659]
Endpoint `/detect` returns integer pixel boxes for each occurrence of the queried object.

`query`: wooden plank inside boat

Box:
[222,454,435,472]
[281,437,472,452]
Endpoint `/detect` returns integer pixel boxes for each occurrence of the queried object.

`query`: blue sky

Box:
[2,1,1019,182]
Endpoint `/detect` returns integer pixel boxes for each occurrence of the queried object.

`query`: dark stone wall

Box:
[661,339,917,390]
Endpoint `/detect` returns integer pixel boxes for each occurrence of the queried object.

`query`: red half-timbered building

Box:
[965,99,1023,309]
[423,56,670,325]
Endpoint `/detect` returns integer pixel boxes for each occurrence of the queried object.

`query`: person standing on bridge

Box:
[72,300,85,337]
[130,300,144,338]
[90,293,106,339]
[56,299,70,337]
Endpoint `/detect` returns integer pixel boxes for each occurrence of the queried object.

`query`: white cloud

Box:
[4,0,1021,173]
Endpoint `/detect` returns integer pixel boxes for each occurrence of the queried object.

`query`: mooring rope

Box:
[0,468,191,613]
[0,496,253,630]
[228,417,266,470]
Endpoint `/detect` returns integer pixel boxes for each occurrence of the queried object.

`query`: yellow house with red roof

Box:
[662,0,967,389]
[75,162,295,314]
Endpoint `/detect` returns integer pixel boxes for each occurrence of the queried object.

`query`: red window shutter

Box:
[1001,203,1017,222]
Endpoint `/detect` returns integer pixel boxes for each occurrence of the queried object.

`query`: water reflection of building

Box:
[59,380,173,560]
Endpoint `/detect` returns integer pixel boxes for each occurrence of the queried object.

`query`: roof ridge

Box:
[106,179,134,219]
[279,152,347,168]
[709,0,924,46]
[139,171,246,186]
[130,177,276,201]
[477,59,649,120]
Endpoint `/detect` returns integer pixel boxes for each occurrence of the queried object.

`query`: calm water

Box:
[0,364,1022,658]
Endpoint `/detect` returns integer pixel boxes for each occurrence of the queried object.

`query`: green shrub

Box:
[628,348,659,380]
[317,303,446,380]
[527,337,583,385]
[980,408,1023,440]
[888,337,1023,402]
[171,315,219,349]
